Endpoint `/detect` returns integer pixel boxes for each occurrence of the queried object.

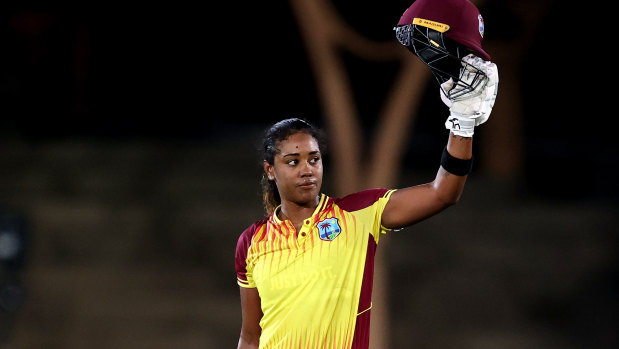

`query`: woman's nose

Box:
[300,161,313,176]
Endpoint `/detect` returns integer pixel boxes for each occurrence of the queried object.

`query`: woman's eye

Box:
[287,160,298,165]
[310,157,320,164]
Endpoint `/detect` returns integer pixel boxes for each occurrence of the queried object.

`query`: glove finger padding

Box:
[442,54,499,137]
[448,55,488,102]
[440,78,455,107]
[475,61,499,126]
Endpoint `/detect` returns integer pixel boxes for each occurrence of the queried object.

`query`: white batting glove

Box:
[440,54,499,137]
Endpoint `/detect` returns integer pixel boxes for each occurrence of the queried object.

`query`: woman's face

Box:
[264,132,323,208]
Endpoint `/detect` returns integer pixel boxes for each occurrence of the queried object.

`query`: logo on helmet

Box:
[413,18,450,33]
[478,14,484,38]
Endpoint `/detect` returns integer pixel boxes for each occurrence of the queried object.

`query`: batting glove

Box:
[440,54,499,137]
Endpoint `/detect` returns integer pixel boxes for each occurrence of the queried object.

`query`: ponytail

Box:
[261,173,280,215]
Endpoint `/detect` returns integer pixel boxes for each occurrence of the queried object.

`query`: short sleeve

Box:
[235,222,260,288]
[372,189,396,244]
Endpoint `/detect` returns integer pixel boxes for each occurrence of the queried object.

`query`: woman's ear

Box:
[263,160,275,181]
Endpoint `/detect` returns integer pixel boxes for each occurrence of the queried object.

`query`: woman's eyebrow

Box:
[282,150,320,157]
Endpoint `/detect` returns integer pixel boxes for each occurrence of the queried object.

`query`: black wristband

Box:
[440,147,473,176]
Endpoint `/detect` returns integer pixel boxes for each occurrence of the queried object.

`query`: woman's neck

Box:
[278,196,319,229]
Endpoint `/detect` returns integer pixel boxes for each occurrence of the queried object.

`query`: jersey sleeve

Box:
[372,189,396,244]
[235,221,261,288]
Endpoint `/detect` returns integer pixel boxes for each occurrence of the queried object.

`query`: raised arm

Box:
[382,55,498,229]
[237,287,262,349]
[382,133,471,229]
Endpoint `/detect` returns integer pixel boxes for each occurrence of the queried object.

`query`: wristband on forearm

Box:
[440,147,473,176]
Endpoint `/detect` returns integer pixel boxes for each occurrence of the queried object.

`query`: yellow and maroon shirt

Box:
[235,188,396,349]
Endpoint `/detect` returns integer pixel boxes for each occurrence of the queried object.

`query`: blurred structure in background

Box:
[0,213,27,344]
[0,1,616,349]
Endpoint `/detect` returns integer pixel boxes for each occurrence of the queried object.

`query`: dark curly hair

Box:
[261,118,327,215]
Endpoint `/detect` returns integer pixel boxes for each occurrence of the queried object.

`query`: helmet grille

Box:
[395,24,486,98]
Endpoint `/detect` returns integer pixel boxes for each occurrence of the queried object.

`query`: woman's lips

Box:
[299,181,316,189]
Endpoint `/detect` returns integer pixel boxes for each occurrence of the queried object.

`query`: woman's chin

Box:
[294,190,320,206]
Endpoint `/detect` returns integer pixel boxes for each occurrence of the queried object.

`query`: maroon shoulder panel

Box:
[235,217,268,284]
[333,188,390,212]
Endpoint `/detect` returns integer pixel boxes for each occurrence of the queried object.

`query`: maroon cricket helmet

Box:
[394,0,490,97]
[397,0,489,61]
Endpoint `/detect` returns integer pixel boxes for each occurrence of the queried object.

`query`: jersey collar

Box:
[271,193,328,225]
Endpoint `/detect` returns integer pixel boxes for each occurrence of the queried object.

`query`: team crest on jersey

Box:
[318,218,341,241]
[478,14,485,38]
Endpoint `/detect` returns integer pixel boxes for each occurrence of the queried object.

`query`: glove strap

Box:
[444,113,476,137]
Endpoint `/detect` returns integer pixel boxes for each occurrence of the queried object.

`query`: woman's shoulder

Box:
[332,188,393,211]
[236,216,269,253]
[240,216,269,235]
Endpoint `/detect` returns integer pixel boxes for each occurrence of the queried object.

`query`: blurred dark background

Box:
[0,1,616,348]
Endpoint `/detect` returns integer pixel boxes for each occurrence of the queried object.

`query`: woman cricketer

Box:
[235,0,499,347]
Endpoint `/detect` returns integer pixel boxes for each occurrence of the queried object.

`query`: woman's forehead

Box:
[277,132,319,154]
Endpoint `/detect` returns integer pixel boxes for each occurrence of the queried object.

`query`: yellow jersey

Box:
[236,189,395,348]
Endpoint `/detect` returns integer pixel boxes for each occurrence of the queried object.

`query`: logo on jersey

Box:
[318,218,341,241]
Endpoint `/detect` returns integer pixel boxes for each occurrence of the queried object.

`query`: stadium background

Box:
[0,1,616,348]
